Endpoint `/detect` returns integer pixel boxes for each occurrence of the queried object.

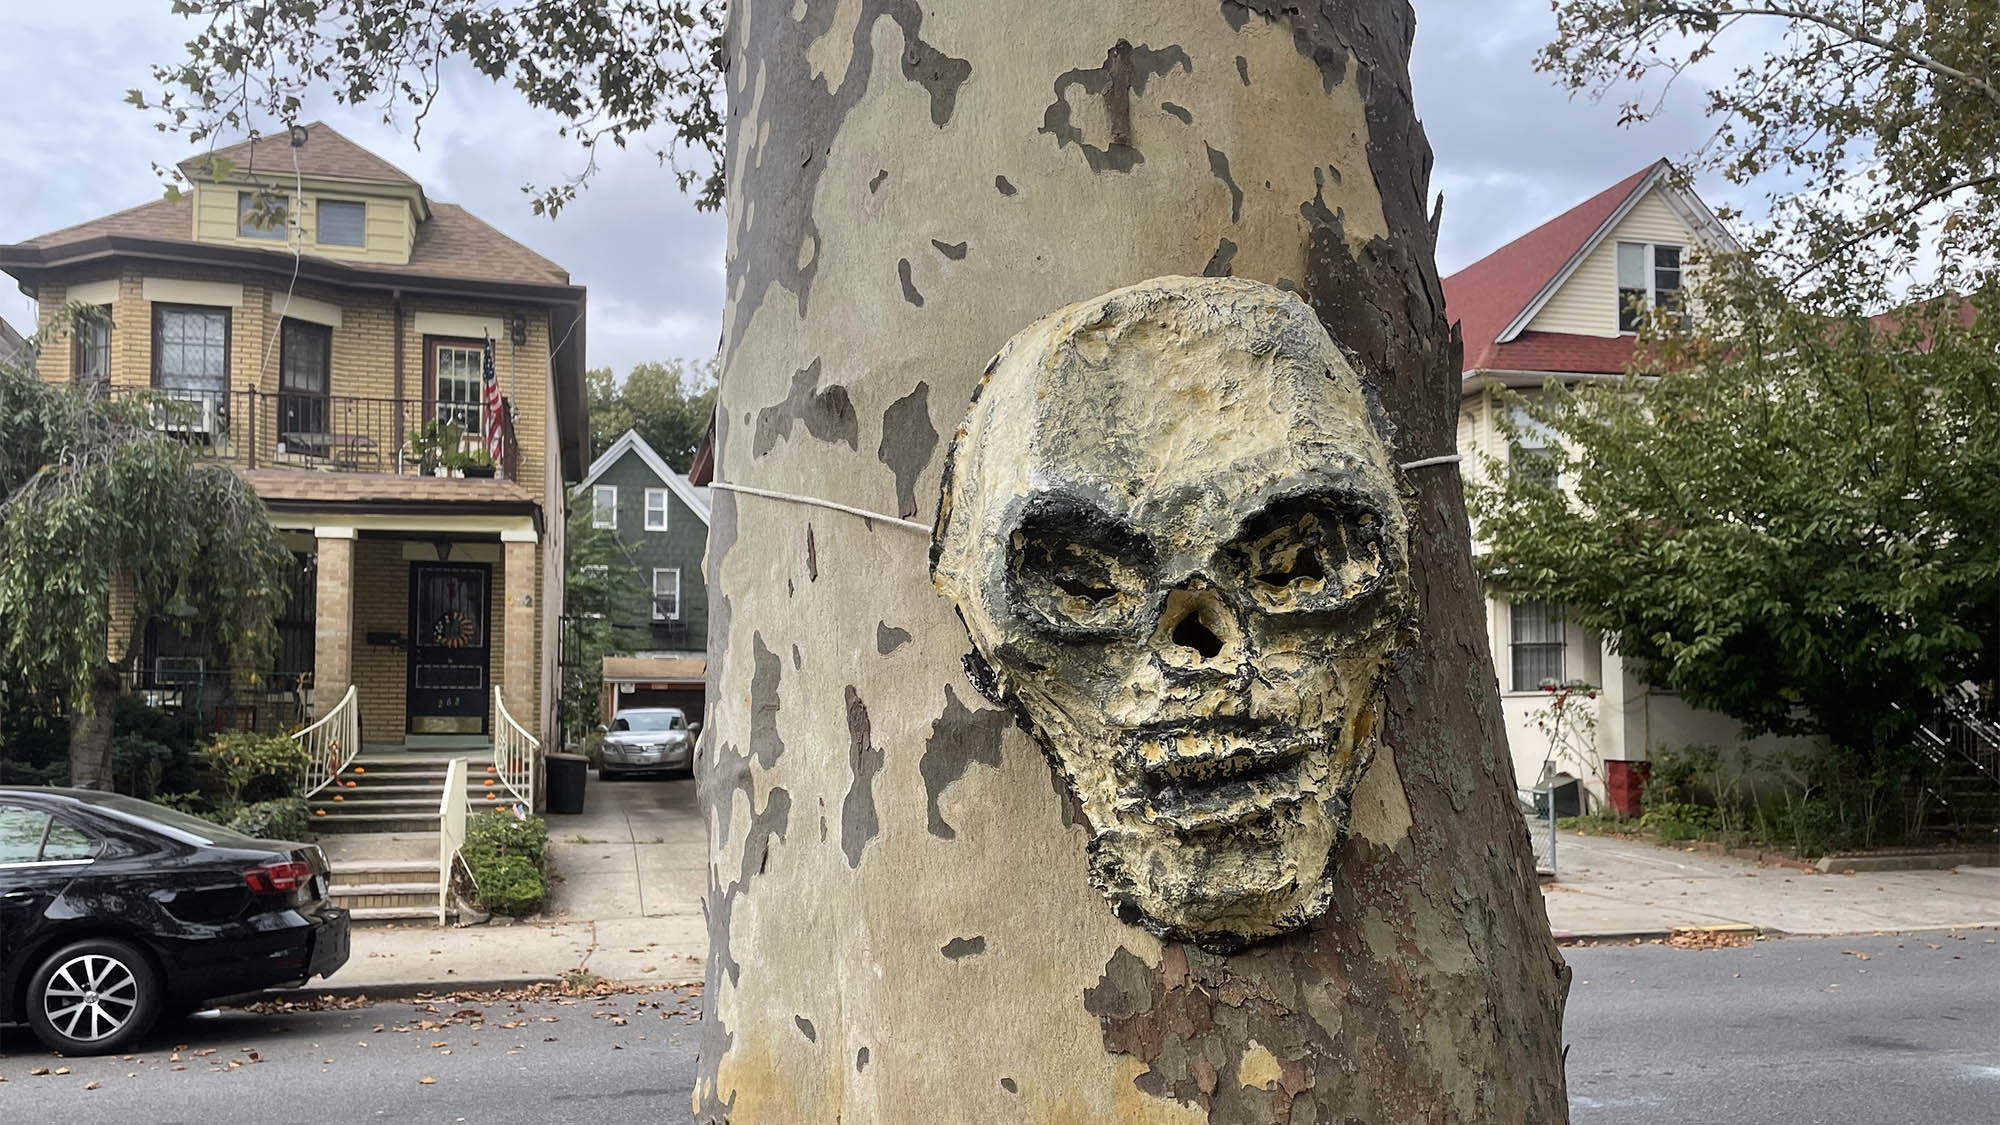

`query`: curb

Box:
[244,975,560,1005]
[1815,852,2000,874]
[1554,924,1779,945]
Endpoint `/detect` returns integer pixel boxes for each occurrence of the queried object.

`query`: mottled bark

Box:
[699,2,1569,1121]
[68,663,122,790]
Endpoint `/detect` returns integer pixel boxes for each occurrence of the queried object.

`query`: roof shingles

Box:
[1442,162,1661,376]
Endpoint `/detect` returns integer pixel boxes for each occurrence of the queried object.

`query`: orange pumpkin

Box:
[332,795,344,802]
[314,809,327,817]
[354,767,367,774]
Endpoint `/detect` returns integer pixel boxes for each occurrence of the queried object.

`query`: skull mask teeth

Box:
[932,276,1413,950]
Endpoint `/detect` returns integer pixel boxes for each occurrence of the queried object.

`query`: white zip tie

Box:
[709,481,933,534]
[1398,454,1462,471]
[714,454,1460,536]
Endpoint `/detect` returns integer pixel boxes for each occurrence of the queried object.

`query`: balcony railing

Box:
[106,386,522,481]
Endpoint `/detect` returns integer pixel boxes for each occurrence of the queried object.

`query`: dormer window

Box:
[317,199,366,247]
[1617,242,1683,332]
[237,191,288,240]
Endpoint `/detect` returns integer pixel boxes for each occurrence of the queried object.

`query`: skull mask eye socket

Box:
[1229,494,1393,613]
[1006,496,1155,637]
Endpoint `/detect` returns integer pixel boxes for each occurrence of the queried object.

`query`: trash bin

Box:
[545,752,588,815]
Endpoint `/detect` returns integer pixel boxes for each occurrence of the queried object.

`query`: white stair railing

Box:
[438,757,469,925]
[296,684,360,798]
[492,687,539,807]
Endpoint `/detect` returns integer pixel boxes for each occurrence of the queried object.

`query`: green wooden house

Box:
[575,429,710,656]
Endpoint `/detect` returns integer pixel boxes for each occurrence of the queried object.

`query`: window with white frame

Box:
[592,485,617,529]
[1506,404,1562,490]
[1509,600,1566,691]
[316,199,367,247]
[237,191,288,240]
[644,488,669,531]
[653,567,681,621]
[1616,241,1684,332]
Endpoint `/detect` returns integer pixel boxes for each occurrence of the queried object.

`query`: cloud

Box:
[0,0,1773,357]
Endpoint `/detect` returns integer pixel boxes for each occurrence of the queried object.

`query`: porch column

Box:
[500,530,538,721]
[313,526,357,717]
[1598,648,1652,817]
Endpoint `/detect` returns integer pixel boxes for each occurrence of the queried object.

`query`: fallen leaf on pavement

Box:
[419,1076,436,1085]
[1843,950,1870,960]
[30,1068,50,1077]
[85,1081,100,1090]
[54,1067,70,1075]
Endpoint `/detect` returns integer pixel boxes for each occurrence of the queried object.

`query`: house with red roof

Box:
[1445,160,1754,816]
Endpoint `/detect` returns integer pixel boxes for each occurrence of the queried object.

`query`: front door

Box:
[407,562,491,735]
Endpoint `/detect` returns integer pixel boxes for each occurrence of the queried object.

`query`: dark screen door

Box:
[407,562,490,733]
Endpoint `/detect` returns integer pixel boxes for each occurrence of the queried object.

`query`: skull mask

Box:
[932,276,1412,950]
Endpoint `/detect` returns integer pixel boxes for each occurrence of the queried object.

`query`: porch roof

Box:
[243,468,540,520]
[602,656,707,686]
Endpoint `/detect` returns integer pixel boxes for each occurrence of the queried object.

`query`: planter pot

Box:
[463,466,497,479]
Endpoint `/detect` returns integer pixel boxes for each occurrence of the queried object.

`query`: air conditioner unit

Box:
[155,393,224,437]
[154,656,205,685]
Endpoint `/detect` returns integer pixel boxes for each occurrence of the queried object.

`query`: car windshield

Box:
[612,711,683,733]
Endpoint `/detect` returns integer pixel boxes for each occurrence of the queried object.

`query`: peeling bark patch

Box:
[1203,237,1239,278]
[1161,101,1193,124]
[753,358,859,455]
[1221,0,1350,93]
[791,644,803,671]
[1039,43,1192,174]
[919,684,1008,839]
[856,1047,869,1072]
[719,0,967,369]
[995,175,1017,196]
[749,634,787,769]
[930,238,968,261]
[1104,39,1134,146]
[840,686,885,868]
[898,258,925,307]
[806,523,819,582]
[875,381,938,519]
[868,168,888,193]
[940,935,987,960]
[1204,143,1244,223]
[875,621,912,655]
[1235,55,1250,85]
[794,1015,817,1042]
[1000,1077,1018,1094]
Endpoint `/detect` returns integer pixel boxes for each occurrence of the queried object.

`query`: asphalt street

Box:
[0,984,703,1123]
[1566,930,2000,1124]
[4,934,1994,1122]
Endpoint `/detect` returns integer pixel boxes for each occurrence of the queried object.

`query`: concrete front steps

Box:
[311,745,511,834]
[327,857,448,925]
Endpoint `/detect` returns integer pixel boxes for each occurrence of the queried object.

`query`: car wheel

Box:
[27,938,162,1055]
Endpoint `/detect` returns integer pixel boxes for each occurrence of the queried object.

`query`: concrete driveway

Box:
[541,768,707,962]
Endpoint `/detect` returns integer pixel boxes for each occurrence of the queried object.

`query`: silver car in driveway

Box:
[599,707,697,779]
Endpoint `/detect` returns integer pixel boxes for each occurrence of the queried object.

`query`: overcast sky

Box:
[0,1,1738,378]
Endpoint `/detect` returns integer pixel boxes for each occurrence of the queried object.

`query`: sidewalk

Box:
[1544,831,2000,938]
[307,770,707,996]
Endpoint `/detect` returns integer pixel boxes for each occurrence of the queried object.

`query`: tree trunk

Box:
[698,2,1570,1120]
[68,661,123,790]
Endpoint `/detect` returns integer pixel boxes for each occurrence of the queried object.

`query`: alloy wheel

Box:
[40,953,141,1043]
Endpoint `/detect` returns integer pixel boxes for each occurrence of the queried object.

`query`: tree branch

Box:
[1670,5,2000,108]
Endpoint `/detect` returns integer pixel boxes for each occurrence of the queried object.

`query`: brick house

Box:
[0,124,588,801]
[574,429,711,722]
[1444,159,1780,815]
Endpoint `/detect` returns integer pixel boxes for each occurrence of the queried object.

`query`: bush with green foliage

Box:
[227,797,311,842]
[201,732,311,805]
[462,810,550,916]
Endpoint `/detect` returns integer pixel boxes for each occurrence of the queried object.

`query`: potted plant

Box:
[451,446,498,478]
[406,420,466,476]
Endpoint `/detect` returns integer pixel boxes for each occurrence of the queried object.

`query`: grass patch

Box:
[463,810,550,916]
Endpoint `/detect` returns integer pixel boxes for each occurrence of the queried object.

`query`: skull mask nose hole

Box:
[1171,611,1226,661]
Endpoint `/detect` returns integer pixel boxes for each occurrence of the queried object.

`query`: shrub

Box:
[462,810,549,916]
[201,732,311,805]
[1640,801,1717,842]
[228,797,312,842]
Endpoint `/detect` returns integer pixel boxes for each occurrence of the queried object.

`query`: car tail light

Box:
[244,860,313,895]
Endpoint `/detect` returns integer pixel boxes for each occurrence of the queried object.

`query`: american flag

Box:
[481,336,505,468]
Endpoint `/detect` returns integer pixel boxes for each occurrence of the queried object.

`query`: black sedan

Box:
[0,787,350,1055]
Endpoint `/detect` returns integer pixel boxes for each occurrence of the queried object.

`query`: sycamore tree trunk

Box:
[69,661,127,791]
[698,2,1570,1120]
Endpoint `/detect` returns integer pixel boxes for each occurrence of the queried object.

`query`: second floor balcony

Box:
[107,385,523,482]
